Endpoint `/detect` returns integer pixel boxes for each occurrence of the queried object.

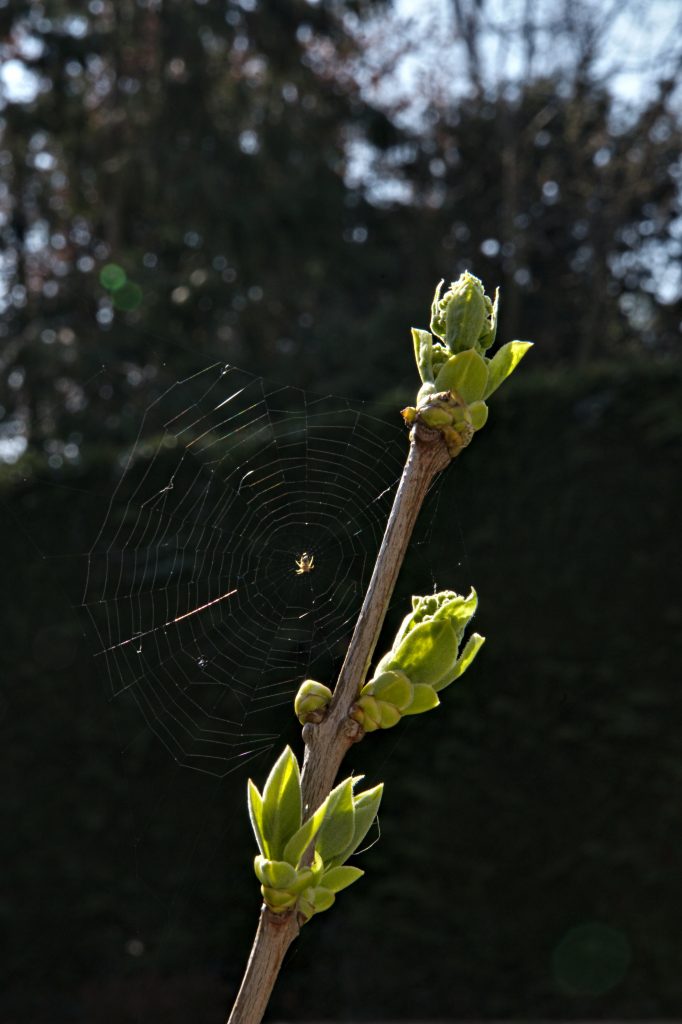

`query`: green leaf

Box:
[391,619,459,687]
[333,783,383,864]
[392,608,417,649]
[434,349,489,403]
[321,865,364,893]
[430,278,445,338]
[282,796,330,867]
[468,400,489,431]
[443,632,486,688]
[402,683,440,716]
[316,778,356,863]
[483,340,533,398]
[247,779,267,856]
[412,328,434,384]
[261,746,302,860]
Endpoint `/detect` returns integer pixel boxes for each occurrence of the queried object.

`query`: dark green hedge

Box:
[2,360,681,1021]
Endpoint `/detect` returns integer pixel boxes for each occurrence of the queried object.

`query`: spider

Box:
[295,552,314,575]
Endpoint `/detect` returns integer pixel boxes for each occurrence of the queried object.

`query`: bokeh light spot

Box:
[112,281,143,311]
[99,263,127,291]
[552,922,631,996]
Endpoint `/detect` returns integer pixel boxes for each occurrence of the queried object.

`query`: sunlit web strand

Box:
[83,362,407,777]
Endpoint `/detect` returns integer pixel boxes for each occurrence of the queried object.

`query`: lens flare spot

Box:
[112,281,143,311]
[552,922,631,996]
[99,263,127,291]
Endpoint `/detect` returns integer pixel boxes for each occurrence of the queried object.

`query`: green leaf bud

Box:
[408,277,530,455]
[378,702,402,729]
[351,694,382,732]
[430,272,489,354]
[369,589,484,714]
[364,669,413,710]
[254,855,298,890]
[294,679,332,724]
[401,589,478,643]
[300,885,336,920]
[262,886,298,912]
[414,402,456,429]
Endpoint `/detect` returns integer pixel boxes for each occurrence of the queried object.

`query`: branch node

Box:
[344,716,365,743]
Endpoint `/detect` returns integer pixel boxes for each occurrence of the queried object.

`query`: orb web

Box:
[83,363,407,776]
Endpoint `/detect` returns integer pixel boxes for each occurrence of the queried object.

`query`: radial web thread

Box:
[83,363,407,776]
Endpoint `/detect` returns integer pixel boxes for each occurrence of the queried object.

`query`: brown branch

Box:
[227,907,299,1024]
[227,422,452,1024]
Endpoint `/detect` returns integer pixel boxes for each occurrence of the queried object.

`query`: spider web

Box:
[83,362,407,777]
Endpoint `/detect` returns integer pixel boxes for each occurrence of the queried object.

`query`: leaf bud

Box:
[431,272,493,355]
[261,886,297,912]
[365,670,413,710]
[378,589,485,693]
[294,679,333,724]
[350,694,382,732]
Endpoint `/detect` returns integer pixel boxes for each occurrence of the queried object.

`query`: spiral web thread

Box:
[83,363,407,777]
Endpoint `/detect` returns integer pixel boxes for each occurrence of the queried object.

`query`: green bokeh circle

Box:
[99,263,127,291]
[552,922,631,996]
[112,281,143,311]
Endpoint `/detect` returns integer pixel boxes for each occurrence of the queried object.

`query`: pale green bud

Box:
[409,276,530,443]
[351,694,382,732]
[366,670,414,710]
[294,679,333,724]
[353,670,414,733]
[261,886,297,912]
[431,272,492,354]
[254,855,298,889]
[297,885,336,922]
[401,589,478,642]
[378,702,402,729]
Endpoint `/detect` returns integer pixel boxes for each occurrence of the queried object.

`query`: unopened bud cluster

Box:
[403,272,532,456]
[351,589,485,733]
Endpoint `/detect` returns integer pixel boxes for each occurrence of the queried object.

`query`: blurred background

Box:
[1,0,681,1021]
